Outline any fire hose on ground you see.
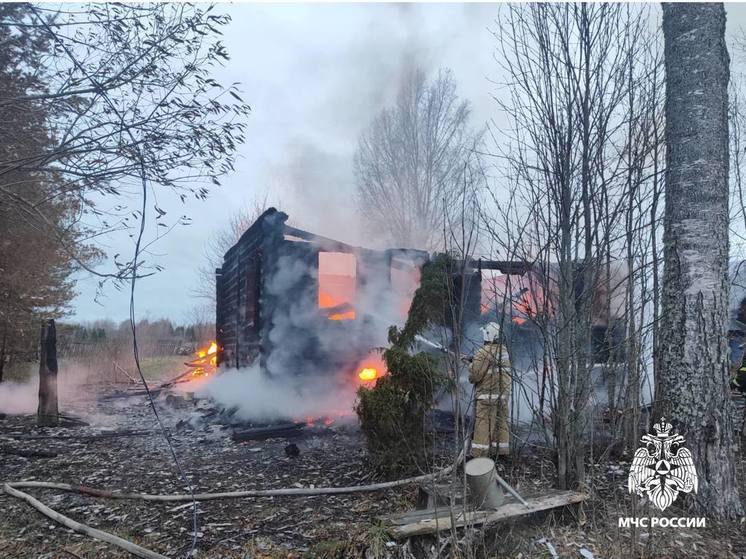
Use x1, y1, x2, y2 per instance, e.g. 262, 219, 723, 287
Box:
2, 450, 467, 559
5, 336, 528, 558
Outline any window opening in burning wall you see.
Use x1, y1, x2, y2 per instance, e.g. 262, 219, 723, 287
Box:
390, 256, 421, 320
318, 252, 357, 321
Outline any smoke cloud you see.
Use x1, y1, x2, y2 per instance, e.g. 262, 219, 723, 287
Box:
0, 381, 39, 415
202, 234, 421, 421
197, 365, 359, 422
0, 365, 97, 415
70, 3, 499, 322
252, 4, 498, 250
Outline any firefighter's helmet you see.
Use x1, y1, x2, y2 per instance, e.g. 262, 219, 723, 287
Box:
481, 322, 501, 343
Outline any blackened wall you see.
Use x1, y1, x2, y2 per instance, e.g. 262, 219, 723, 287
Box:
216, 207, 429, 382
216, 208, 286, 368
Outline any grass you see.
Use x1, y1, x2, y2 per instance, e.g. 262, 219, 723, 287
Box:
2, 361, 35, 383
135, 355, 188, 381
2, 354, 187, 384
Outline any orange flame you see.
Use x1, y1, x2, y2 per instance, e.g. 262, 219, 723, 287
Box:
328, 310, 356, 321
318, 253, 357, 321
318, 292, 338, 308
300, 416, 339, 427
358, 367, 378, 382
192, 341, 219, 376
197, 341, 218, 357
319, 292, 356, 321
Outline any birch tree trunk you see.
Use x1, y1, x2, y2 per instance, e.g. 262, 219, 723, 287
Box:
659, 2, 742, 518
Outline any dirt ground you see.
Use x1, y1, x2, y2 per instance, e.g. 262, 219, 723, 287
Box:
1, 383, 746, 558
0, 384, 407, 558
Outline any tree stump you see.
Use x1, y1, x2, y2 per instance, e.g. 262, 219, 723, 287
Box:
37, 319, 58, 427
465, 457, 504, 510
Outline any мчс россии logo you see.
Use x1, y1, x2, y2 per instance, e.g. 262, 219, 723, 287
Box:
628, 417, 698, 512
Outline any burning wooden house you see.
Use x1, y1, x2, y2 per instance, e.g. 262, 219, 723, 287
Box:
215, 208, 428, 384
215, 207, 630, 392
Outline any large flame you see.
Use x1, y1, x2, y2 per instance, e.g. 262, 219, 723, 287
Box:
319, 293, 356, 320
191, 341, 219, 377
328, 311, 356, 320
318, 252, 357, 321
358, 367, 379, 382
356, 351, 387, 384
196, 341, 218, 364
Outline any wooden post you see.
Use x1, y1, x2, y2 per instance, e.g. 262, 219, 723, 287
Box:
465, 457, 504, 510
37, 319, 59, 427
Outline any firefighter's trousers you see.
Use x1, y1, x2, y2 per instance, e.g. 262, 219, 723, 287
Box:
471, 372, 510, 457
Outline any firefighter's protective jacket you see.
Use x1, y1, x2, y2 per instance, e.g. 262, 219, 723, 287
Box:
733, 358, 746, 393
469, 342, 511, 457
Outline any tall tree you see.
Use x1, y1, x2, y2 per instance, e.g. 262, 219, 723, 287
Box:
659, 3, 742, 518
354, 68, 479, 250
0, 5, 99, 370
494, 3, 659, 489
193, 197, 270, 305
0, 3, 250, 369
0, 3, 250, 282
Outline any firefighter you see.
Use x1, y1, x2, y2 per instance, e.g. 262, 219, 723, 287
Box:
469, 321, 512, 458
732, 359, 746, 393
730, 299, 746, 392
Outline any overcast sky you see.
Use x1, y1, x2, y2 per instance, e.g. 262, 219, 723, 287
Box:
69, 3, 746, 324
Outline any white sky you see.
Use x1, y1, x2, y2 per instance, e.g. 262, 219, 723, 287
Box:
69, 3, 746, 323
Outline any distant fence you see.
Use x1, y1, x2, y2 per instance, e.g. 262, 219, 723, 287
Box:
57, 339, 197, 359
2, 336, 205, 386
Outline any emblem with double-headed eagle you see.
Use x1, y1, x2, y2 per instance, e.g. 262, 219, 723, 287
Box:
628, 418, 698, 511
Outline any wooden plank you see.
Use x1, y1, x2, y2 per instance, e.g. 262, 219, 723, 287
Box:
388, 490, 587, 539
387, 508, 455, 526
284, 224, 358, 252
231, 422, 305, 442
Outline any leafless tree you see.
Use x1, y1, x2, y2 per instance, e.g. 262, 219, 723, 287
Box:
0, 3, 249, 382
489, 3, 662, 489
192, 196, 270, 305
355, 68, 481, 250
658, 2, 742, 519
0, 4, 250, 282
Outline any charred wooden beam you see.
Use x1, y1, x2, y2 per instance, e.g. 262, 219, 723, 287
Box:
1, 446, 58, 459
283, 224, 359, 252
387, 490, 588, 538
231, 422, 305, 442
469, 259, 532, 275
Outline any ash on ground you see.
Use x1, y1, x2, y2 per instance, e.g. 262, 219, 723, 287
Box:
0, 384, 412, 558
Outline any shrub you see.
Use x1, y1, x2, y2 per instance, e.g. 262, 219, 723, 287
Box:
355, 255, 454, 475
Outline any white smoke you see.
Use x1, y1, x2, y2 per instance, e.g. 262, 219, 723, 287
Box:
197, 365, 359, 422
0, 381, 39, 414
0, 364, 97, 415
202, 233, 422, 421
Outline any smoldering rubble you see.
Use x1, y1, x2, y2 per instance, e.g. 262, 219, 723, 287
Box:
196, 365, 360, 422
